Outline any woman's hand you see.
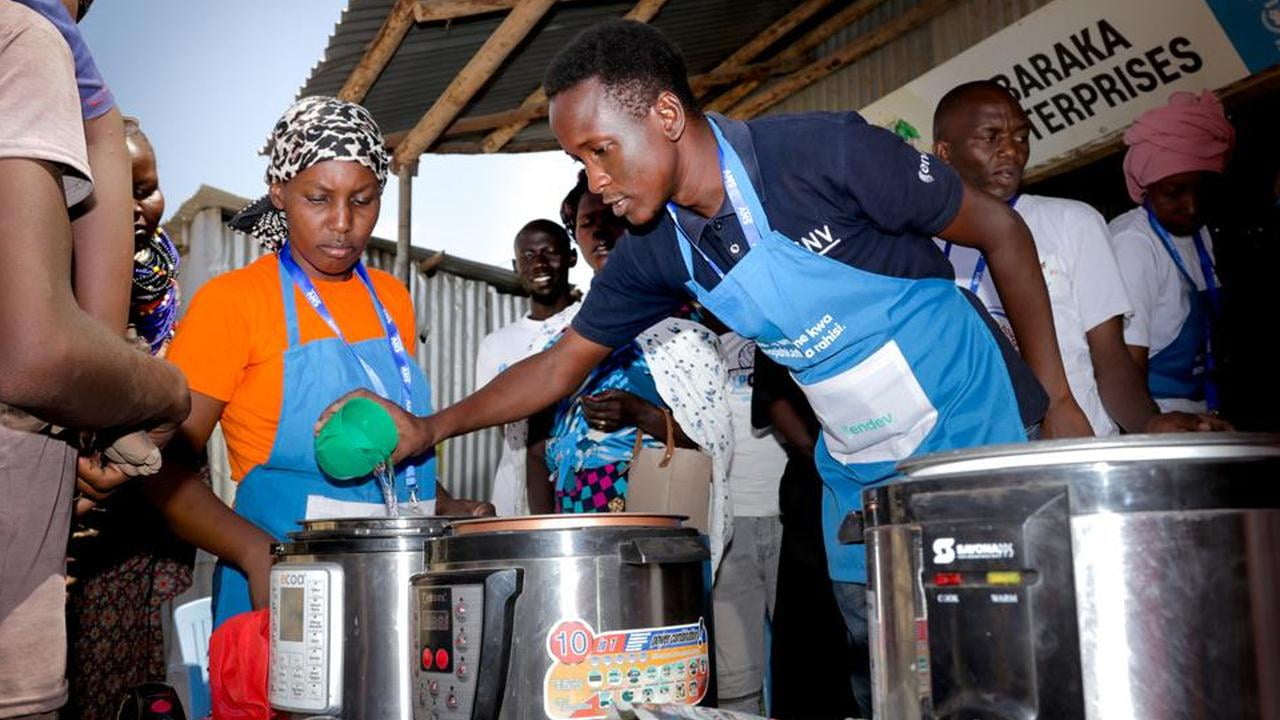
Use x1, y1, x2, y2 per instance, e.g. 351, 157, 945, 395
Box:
76, 453, 132, 501
437, 496, 496, 517
1144, 411, 1234, 433
1040, 396, 1094, 439
316, 389, 434, 465
581, 390, 656, 433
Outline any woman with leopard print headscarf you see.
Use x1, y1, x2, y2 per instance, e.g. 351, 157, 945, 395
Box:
79, 97, 493, 630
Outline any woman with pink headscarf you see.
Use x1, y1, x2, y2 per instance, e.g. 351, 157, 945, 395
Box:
1108, 90, 1235, 414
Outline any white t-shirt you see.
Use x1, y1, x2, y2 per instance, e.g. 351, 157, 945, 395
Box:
937, 194, 1133, 436
719, 333, 787, 517
1108, 206, 1218, 413
475, 316, 548, 516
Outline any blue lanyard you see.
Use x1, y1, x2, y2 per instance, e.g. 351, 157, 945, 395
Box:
941, 241, 986, 294
1144, 209, 1220, 410
1144, 207, 1220, 314
665, 124, 765, 280
939, 195, 1016, 294
278, 245, 418, 492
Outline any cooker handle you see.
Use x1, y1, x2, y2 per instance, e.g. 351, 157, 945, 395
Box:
620, 536, 710, 565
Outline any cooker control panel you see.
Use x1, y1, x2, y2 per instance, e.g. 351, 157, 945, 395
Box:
414, 583, 484, 719
268, 562, 344, 715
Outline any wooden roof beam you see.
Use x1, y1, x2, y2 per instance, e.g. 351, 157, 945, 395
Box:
706, 0, 893, 113
434, 138, 562, 154
727, 0, 955, 121
380, 53, 809, 149
339, 0, 418, 103
413, 0, 575, 23
478, 0, 670, 154
392, 0, 560, 167
699, 0, 839, 97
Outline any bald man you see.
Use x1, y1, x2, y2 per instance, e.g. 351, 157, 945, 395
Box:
932, 80, 1224, 434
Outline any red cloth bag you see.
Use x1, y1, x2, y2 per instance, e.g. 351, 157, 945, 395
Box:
208, 608, 274, 719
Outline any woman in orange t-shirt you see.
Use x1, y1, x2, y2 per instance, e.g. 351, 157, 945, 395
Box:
85, 97, 491, 628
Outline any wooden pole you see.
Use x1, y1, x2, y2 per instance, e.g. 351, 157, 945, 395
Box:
699, 0, 838, 94
339, 0, 417, 103
394, 162, 417, 285
478, 0, 669, 154
706, 0, 892, 113
414, 0, 575, 23
393, 0, 559, 167
380, 53, 808, 149
727, 0, 955, 121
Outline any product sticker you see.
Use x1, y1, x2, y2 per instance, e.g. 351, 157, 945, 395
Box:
543, 618, 710, 719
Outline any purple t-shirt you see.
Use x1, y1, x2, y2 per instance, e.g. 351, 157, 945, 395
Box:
14, 0, 114, 120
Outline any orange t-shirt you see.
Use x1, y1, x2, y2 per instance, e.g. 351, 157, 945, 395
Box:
167, 254, 417, 481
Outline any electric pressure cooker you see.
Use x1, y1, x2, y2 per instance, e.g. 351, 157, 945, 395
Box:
409, 514, 715, 719
268, 515, 454, 719
864, 433, 1280, 719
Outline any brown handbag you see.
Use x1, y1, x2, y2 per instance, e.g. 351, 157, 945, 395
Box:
626, 407, 713, 535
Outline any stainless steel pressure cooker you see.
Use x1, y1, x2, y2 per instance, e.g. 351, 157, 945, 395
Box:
864, 433, 1280, 720
409, 514, 715, 720
268, 515, 454, 719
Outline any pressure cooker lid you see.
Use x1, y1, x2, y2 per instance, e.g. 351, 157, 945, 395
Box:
288, 514, 460, 541
898, 432, 1280, 478
448, 513, 685, 536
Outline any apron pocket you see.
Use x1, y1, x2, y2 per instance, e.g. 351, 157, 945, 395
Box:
797, 340, 937, 465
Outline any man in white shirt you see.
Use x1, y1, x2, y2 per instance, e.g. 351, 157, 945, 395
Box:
710, 329, 788, 715
475, 219, 577, 515
1109, 91, 1236, 415
932, 81, 1222, 434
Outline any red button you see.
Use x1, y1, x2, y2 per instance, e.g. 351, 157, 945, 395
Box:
421, 646, 435, 670
149, 699, 173, 714
435, 648, 449, 669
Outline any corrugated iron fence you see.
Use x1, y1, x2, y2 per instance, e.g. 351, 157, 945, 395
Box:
174, 205, 526, 503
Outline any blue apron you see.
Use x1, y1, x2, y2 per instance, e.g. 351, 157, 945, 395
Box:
1145, 210, 1220, 410
211, 255, 436, 628
670, 120, 1027, 583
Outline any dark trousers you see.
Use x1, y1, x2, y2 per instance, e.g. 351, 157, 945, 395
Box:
769, 452, 865, 719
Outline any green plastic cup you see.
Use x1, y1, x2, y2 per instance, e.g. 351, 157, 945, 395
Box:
314, 397, 399, 480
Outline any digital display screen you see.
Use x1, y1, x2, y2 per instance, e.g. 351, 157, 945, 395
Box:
280, 587, 304, 642
418, 587, 452, 641
423, 609, 451, 632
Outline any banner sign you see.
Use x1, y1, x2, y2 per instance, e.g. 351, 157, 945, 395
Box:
861, 0, 1280, 169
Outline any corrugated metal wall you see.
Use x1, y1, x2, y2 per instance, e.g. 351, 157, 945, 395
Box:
176, 206, 527, 504
767, 0, 1055, 116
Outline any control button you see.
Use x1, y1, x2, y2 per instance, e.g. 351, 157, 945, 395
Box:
446, 694, 459, 710
455, 631, 467, 648
454, 602, 467, 620
421, 647, 435, 670
435, 648, 449, 670
428, 680, 439, 696
149, 699, 173, 714
307, 681, 322, 697
307, 631, 323, 646
456, 662, 468, 680
309, 666, 322, 681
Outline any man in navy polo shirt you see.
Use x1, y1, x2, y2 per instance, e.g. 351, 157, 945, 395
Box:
323, 19, 1091, 714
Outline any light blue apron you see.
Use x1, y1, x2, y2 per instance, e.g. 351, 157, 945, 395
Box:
211, 254, 436, 628
1145, 209, 1220, 410
670, 120, 1027, 582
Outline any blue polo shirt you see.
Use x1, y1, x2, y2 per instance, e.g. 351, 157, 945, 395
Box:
573, 111, 1046, 428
